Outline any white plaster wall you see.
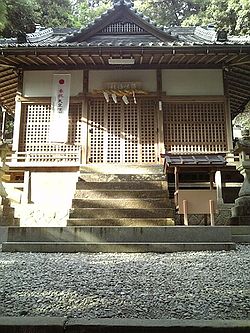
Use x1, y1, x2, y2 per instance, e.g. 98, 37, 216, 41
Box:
23, 70, 83, 97
16, 171, 78, 227
89, 70, 157, 92
162, 69, 224, 95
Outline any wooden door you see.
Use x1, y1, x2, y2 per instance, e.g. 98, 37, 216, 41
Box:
87, 98, 159, 164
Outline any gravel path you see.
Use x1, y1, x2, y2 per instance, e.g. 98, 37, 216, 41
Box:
0, 245, 249, 320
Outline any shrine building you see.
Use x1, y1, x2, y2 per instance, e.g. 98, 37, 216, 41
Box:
0, 0, 250, 228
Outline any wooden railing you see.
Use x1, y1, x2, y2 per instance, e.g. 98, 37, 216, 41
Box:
6, 150, 81, 166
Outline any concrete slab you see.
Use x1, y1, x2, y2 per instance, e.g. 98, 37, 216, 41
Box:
67, 318, 250, 333
0, 317, 65, 333
0, 317, 249, 333
2, 241, 236, 253
5, 226, 234, 243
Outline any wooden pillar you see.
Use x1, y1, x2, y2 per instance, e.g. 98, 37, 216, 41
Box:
21, 171, 31, 204
215, 170, 224, 204
157, 69, 165, 157
174, 167, 179, 192
1, 107, 6, 140
12, 93, 22, 153
209, 200, 215, 226
223, 70, 233, 152
81, 70, 89, 164
183, 200, 188, 225
12, 69, 23, 154
209, 171, 214, 190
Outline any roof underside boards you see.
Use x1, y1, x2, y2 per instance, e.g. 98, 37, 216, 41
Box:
0, 1, 249, 116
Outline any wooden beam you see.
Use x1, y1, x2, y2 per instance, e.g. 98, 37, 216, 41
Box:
158, 55, 165, 64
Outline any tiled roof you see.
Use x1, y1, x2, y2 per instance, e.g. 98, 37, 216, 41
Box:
163, 154, 227, 167
0, 0, 249, 48
1, 26, 249, 48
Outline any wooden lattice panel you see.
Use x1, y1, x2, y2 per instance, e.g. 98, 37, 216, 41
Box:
88, 98, 158, 164
140, 100, 157, 163
163, 101, 227, 154
89, 100, 105, 163
20, 103, 82, 153
124, 102, 139, 163
107, 101, 122, 163
68, 104, 82, 145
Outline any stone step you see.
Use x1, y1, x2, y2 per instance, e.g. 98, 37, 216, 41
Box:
74, 189, 168, 199
76, 181, 166, 190
5, 226, 234, 243
69, 208, 174, 218
67, 218, 175, 226
79, 173, 166, 182
231, 226, 250, 243
2, 241, 236, 253
230, 226, 250, 234
71, 198, 170, 209
80, 164, 164, 175
232, 235, 250, 243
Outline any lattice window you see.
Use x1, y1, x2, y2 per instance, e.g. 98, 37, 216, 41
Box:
163, 101, 227, 154
20, 103, 82, 153
101, 22, 145, 33
124, 101, 139, 163
107, 101, 121, 163
89, 100, 105, 163
68, 104, 82, 145
140, 100, 157, 163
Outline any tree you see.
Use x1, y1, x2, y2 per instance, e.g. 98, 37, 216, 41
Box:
134, 0, 250, 35
0, 1, 7, 32
72, 0, 111, 28
0, 0, 39, 37
134, 0, 202, 27
35, 0, 74, 28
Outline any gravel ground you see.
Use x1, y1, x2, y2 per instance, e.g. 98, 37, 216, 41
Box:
0, 245, 249, 320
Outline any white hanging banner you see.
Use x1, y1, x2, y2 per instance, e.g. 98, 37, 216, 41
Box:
49, 74, 71, 143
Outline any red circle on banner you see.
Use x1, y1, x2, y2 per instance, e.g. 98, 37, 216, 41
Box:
59, 79, 65, 84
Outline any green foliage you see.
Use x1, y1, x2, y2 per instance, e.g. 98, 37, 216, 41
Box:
72, 0, 111, 28
1, 0, 39, 37
0, 0, 7, 31
182, 0, 250, 35
134, 0, 202, 27
134, 0, 250, 35
0, 0, 249, 37
35, 0, 74, 28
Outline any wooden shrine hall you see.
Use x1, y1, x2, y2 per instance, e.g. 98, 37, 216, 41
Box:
0, 0, 250, 229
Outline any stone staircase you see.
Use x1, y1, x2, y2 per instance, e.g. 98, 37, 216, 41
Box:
1, 165, 236, 252
67, 164, 175, 227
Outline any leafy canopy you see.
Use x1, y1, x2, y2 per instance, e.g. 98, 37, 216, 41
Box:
0, 0, 249, 37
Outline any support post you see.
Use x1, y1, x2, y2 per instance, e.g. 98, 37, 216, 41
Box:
183, 200, 188, 225
215, 170, 224, 204
81, 70, 89, 164
12, 94, 22, 153
209, 200, 215, 226
21, 171, 31, 204
1, 108, 6, 141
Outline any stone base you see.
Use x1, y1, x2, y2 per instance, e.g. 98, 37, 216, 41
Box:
230, 216, 250, 225
231, 196, 250, 216
230, 196, 250, 225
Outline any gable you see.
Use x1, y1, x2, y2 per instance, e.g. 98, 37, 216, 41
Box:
65, 2, 175, 43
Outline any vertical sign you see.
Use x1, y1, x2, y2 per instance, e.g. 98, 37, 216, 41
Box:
50, 74, 71, 143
